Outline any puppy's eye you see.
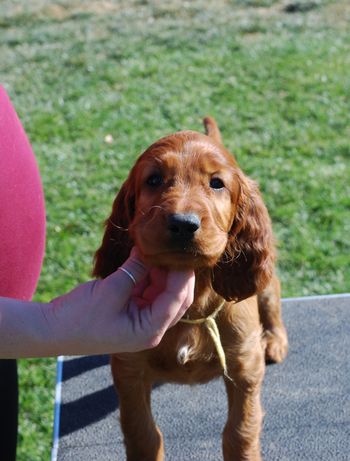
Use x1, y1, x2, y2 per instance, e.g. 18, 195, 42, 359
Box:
210, 177, 225, 190
146, 173, 163, 187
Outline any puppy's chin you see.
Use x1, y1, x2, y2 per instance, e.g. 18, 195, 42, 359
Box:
140, 250, 218, 271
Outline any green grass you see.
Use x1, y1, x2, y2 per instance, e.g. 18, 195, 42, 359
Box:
0, 0, 349, 459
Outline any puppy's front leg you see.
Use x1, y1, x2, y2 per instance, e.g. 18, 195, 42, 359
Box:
111, 356, 164, 461
222, 346, 265, 461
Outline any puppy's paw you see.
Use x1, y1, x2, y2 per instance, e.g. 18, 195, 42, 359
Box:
263, 326, 288, 364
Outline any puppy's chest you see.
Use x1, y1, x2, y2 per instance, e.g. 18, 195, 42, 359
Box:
147, 323, 226, 384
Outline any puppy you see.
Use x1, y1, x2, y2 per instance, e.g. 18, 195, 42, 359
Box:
93, 117, 288, 460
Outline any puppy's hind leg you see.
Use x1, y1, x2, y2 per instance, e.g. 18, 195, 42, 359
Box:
258, 275, 288, 364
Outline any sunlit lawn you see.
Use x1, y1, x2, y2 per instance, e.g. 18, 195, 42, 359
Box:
0, 0, 349, 459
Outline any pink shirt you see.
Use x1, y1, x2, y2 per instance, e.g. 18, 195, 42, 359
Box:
0, 86, 46, 300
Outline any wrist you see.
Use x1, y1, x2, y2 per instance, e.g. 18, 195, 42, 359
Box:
23, 301, 60, 357
37, 301, 62, 357
0, 298, 57, 358
40, 297, 83, 357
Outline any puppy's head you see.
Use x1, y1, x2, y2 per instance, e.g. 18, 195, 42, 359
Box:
94, 118, 275, 301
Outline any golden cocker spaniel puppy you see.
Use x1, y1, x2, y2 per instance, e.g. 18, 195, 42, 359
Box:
93, 117, 288, 461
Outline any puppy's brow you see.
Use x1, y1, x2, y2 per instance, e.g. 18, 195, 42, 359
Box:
184, 139, 222, 156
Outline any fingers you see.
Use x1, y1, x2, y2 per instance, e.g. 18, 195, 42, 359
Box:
145, 270, 195, 337
101, 246, 195, 351
138, 268, 167, 305
168, 276, 195, 328
167, 270, 196, 327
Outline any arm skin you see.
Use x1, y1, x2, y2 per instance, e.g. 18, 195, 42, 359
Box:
0, 251, 195, 359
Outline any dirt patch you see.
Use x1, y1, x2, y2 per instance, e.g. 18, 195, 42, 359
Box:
283, 1, 321, 13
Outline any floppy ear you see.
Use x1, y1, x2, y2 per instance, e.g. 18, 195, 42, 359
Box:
212, 173, 275, 302
93, 178, 135, 279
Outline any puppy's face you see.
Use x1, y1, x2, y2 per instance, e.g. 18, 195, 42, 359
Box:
128, 131, 240, 270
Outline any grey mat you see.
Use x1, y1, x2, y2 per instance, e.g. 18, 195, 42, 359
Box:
52, 295, 350, 460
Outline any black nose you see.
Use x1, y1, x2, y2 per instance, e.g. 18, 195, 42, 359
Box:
167, 213, 201, 237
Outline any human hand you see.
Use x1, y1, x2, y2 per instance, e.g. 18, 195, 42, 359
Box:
46, 249, 195, 356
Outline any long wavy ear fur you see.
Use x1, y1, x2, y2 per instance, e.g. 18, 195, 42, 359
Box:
212, 173, 275, 302
93, 178, 135, 279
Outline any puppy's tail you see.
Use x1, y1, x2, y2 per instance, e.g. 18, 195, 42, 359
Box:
203, 116, 222, 144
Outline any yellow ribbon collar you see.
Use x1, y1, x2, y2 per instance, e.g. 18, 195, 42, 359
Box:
179, 300, 233, 382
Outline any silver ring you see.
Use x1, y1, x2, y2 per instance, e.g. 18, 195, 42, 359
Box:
118, 267, 137, 286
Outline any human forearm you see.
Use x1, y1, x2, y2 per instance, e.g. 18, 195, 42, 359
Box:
0, 251, 195, 358
0, 297, 54, 358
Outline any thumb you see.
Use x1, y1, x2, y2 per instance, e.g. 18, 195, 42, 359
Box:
146, 270, 195, 332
